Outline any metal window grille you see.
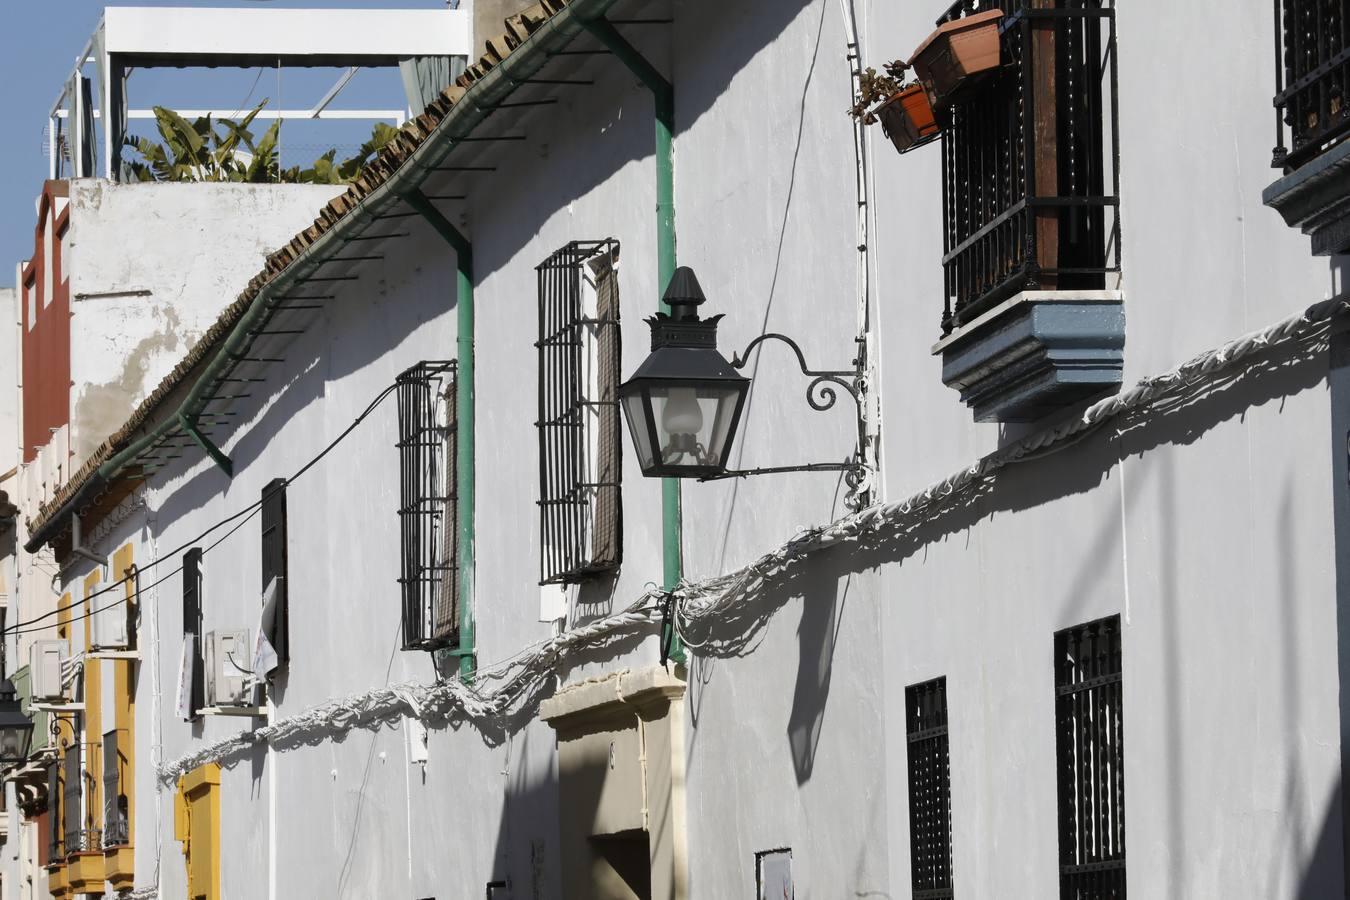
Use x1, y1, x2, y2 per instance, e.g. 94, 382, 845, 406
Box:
1055, 615, 1125, 900
939, 0, 1120, 335
535, 239, 622, 586
102, 730, 128, 848
1273, 0, 1350, 170
396, 360, 459, 651
183, 548, 205, 719
906, 677, 954, 899
260, 478, 289, 666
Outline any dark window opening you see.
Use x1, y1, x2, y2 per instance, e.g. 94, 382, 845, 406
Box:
102, 729, 128, 848
536, 239, 623, 586
396, 360, 458, 651
1273, 0, 1350, 171
1055, 615, 1125, 899
939, 0, 1120, 334
182, 548, 205, 719
260, 479, 289, 667
906, 677, 954, 899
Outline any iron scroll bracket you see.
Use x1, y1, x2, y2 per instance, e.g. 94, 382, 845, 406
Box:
702, 333, 871, 498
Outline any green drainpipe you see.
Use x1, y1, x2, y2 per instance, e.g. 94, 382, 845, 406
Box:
400, 188, 476, 682
581, 17, 685, 664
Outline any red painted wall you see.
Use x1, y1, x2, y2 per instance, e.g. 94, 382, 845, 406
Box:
21, 182, 70, 464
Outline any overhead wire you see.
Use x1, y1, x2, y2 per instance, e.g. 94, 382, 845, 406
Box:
6, 382, 399, 637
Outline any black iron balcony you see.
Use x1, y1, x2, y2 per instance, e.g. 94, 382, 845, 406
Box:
931, 0, 1124, 422
939, 0, 1120, 335
1265, 0, 1350, 254
103, 817, 129, 848
63, 827, 101, 855
1273, 0, 1350, 171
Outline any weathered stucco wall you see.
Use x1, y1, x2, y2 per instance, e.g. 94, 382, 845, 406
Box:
65, 181, 344, 467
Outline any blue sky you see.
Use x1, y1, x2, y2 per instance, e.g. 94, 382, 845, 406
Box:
0, 1, 448, 280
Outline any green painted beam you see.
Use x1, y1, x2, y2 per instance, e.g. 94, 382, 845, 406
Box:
581, 16, 686, 664
400, 188, 477, 683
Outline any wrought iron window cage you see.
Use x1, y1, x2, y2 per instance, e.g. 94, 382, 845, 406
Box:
397, 360, 458, 652
906, 677, 954, 900
536, 239, 623, 586
938, 0, 1120, 335
1273, 0, 1350, 170
1054, 615, 1126, 900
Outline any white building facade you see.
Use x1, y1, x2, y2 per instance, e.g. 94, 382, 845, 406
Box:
13, 0, 1350, 898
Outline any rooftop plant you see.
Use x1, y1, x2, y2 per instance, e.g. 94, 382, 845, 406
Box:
124, 100, 398, 185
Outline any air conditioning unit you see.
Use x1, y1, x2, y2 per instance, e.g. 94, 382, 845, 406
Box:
91, 597, 131, 651
204, 629, 252, 708
29, 640, 70, 702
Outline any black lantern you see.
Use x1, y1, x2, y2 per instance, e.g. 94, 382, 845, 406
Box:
0, 679, 34, 765
620, 267, 749, 478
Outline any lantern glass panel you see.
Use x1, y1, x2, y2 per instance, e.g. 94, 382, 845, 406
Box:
622, 389, 657, 472
0, 727, 21, 760
636, 382, 745, 472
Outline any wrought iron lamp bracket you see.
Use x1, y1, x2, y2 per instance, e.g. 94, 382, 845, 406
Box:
704, 333, 872, 498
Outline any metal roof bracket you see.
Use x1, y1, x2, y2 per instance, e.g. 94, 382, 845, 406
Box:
179, 413, 234, 478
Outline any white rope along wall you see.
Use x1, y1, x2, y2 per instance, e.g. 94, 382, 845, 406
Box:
156, 294, 1349, 788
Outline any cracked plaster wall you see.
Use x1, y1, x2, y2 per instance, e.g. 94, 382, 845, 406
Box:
65, 180, 343, 467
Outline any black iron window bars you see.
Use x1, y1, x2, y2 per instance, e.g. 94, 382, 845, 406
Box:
906, 677, 955, 899
536, 240, 622, 586
397, 360, 459, 651
939, 0, 1120, 335
1273, 0, 1350, 170
1055, 615, 1126, 900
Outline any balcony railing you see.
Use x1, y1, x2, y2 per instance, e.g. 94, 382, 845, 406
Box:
1273, 0, 1350, 171
63, 828, 101, 856
103, 818, 129, 849
939, 0, 1120, 334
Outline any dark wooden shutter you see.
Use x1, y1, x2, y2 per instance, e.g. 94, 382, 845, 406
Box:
46, 762, 60, 859
183, 548, 205, 717
260, 479, 289, 665
102, 730, 122, 846
62, 744, 80, 853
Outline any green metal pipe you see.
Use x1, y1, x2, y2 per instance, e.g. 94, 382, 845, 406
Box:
581, 17, 685, 663
400, 189, 476, 683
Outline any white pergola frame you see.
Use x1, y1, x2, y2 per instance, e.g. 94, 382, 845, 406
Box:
48, 6, 471, 180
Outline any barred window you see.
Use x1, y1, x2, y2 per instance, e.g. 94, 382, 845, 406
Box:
1055, 615, 1125, 899
939, 0, 1120, 335
535, 240, 622, 586
906, 677, 954, 899
396, 360, 458, 650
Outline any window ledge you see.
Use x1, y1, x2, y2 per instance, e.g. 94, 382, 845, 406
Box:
933, 290, 1125, 423
1264, 138, 1350, 255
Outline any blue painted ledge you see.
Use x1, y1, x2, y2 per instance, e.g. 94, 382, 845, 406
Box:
1264, 138, 1350, 256
933, 291, 1125, 423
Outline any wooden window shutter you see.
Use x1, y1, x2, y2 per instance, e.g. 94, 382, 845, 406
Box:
260, 479, 289, 666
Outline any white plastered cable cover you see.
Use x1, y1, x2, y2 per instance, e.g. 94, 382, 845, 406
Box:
155, 294, 1349, 789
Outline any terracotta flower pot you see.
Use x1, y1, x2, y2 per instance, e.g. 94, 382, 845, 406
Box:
876, 83, 941, 153
909, 8, 1004, 104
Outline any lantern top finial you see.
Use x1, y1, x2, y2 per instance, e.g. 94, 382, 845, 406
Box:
662, 266, 707, 320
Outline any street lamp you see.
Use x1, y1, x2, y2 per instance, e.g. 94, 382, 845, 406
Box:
620, 266, 872, 499
0, 679, 35, 766
619, 267, 750, 478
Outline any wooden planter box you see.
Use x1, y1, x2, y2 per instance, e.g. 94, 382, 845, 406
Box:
910, 9, 1004, 103
876, 84, 941, 153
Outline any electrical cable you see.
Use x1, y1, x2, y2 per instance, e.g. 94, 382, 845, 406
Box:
5, 382, 398, 636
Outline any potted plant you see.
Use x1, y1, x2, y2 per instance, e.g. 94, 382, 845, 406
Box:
910, 8, 1004, 104
847, 61, 942, 154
